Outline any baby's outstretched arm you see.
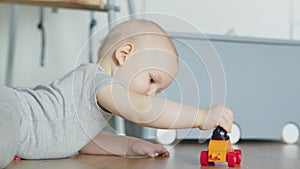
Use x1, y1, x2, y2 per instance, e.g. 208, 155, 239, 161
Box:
96, 84, 233, 132
80, 131, 169, 157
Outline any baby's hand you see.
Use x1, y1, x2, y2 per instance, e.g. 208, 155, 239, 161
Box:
126, 138, 169, 157
199, 104, 234, 132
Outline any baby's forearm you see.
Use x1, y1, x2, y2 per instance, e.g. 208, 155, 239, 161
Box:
139, 96, 206, 128
80, 131, 170, 157
97, 84, 206, 129
80, 131, 130, 156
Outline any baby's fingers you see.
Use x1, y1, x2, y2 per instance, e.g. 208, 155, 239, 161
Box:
219, 107, 234, 132
148, 144, 169, 157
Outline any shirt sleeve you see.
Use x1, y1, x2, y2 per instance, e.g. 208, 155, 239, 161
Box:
94, 66, 125, 92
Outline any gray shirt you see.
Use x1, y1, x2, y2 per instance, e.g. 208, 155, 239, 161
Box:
15, 63, 119, 159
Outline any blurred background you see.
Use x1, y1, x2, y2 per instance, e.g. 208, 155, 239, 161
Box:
0, 0, 300, 87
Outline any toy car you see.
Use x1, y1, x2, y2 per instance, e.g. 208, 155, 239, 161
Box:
200, 126, 242, 167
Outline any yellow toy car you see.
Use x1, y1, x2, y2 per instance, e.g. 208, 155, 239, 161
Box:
200, 126, 242, 167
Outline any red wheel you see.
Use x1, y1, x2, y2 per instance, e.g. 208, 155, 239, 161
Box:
226, 152, 236, 167
200, 151, 209, 166
234, 149, 242, 164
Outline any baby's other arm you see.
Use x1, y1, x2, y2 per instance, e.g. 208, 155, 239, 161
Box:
96, 84, 233, 132
79, 131, 169, 157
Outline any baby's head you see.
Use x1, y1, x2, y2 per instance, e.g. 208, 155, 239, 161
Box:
97, 19, 178, 96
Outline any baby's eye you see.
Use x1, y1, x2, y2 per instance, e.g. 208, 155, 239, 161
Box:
149, 75, 155, 84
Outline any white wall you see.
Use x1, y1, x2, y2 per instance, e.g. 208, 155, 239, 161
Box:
145, 0, 290, 38
0, 0, 299, 87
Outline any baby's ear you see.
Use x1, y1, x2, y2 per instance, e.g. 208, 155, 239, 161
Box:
114, 43, 134, 66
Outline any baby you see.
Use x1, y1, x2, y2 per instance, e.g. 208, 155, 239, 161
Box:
0, 19, 233, 168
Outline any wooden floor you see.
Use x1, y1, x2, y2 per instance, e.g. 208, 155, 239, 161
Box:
6, 140, 300, 169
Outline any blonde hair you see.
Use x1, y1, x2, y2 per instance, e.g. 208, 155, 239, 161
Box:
97, 19, 178, 62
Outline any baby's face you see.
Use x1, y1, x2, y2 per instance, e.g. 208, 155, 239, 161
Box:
114, 49, 178, 96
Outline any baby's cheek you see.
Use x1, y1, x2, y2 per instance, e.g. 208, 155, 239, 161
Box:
129, 80, 148, 95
